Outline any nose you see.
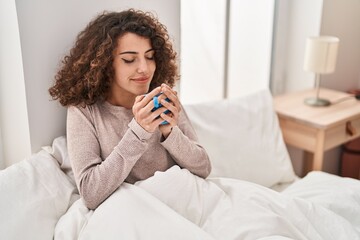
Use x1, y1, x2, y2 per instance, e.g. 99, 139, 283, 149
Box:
136, 57, 149, 74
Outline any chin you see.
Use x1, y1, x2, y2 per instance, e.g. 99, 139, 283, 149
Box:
136, 87, 150, 95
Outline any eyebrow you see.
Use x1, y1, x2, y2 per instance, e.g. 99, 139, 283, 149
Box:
119, 49, 154, 55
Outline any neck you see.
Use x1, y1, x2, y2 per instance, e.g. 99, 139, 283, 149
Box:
107, 91, 135, 109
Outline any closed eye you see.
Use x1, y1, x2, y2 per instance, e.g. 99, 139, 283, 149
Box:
122, 58, 135, 64
146, 55, 155, 60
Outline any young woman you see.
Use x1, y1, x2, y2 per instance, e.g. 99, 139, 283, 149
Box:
49, 9, 211, 210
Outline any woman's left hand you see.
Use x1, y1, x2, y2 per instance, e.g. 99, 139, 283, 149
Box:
158, 84, 182, 138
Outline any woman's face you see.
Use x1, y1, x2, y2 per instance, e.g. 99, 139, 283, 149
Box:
109, 32, 156, 105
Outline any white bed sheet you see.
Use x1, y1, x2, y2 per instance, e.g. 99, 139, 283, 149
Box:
270, 176, 300, 192
54, 166, 360, 240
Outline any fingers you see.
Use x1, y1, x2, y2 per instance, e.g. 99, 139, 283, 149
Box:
132, 84, 181, 133
137, 86, 162, 109
160, 84, 181, 113
133, 94, 146, 106
132, 87, 164, 132
133, 86, 162, 117
159, 98, 179, 121
160, 112, 176, 126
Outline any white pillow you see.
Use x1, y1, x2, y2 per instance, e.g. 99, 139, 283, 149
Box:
0, 149, 78, 240
184, 89, 296, 187
43, 135, 76, 187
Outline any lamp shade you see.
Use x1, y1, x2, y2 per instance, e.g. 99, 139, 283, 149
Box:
303, 36, 340, 74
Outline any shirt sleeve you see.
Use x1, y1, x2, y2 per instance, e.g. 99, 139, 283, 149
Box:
66, 106, 152, 209
160, 108, 212, 178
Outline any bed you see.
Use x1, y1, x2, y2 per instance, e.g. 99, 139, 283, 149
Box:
1, 89, 359, 240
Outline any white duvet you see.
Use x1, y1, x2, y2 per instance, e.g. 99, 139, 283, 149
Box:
53, 165, 360, 240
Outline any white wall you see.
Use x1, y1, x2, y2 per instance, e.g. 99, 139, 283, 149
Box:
0, 0, 32, 168
320, 0, 360, 91
0, 0, 180, 167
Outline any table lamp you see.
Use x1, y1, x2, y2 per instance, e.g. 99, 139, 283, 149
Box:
303, 36, 340, 106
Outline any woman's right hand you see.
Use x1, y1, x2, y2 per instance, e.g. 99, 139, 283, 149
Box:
132, 86, 169, 133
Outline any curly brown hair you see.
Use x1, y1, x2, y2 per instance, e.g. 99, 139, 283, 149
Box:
49, 9, 178, 106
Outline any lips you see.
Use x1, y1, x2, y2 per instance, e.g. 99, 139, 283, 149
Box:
132, 76, 150, 83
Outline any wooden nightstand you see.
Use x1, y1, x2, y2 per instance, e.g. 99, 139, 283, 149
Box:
273, 88, 360, 176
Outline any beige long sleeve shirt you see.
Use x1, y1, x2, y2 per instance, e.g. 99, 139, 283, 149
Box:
66, 100, 211, 209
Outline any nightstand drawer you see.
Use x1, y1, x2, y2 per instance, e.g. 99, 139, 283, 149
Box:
324, 117, 360, 150
278, 117, 317, 152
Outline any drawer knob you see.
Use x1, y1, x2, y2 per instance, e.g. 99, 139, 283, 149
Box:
346, 121, 356, 136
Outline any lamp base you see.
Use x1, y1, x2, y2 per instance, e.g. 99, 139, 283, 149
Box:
304, 97, 331, 107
